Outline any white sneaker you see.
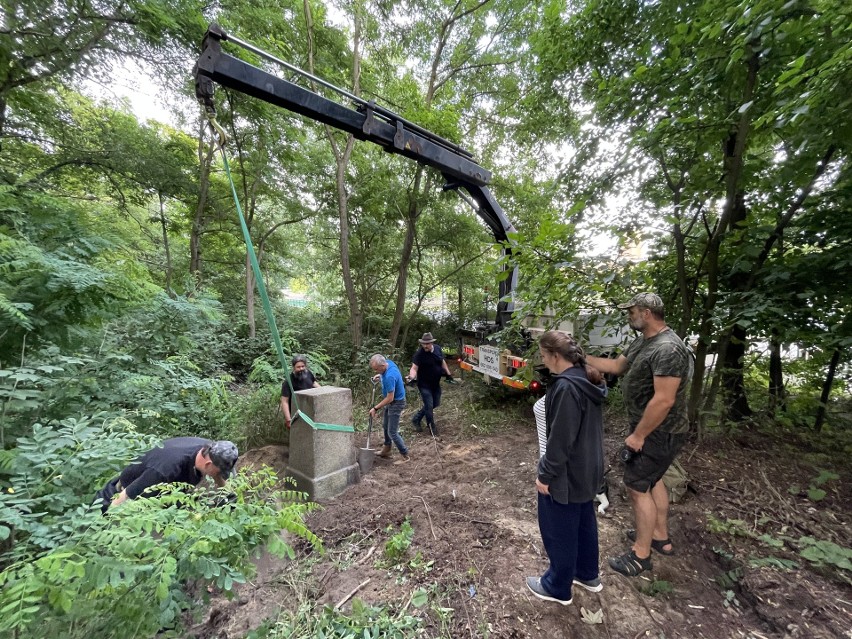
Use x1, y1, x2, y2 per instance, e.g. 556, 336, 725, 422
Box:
573, 577, 603, 593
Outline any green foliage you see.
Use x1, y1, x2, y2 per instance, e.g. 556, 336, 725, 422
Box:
248, 344, 330, 384
639, 579, 674, 598
0, 415, 321, 639
226, 383, 289, 450
263, 595, 426, 639
0, 191, 143, 357
796, 537, 852, 573
531, 0, 852, 427
789, 469, 840, 503
449, 379, 534, 438
709, 515, 851, 581
383, 519, 415, 565
0, 414, 157, 556
748, 556, 798, 570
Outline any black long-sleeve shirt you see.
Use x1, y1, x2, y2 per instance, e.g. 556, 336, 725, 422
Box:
537, 367, 607, 504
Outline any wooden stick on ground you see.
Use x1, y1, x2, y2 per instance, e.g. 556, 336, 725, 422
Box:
355, 544, 376, 566
335, 577, 371, 610
411, 495, 437, 539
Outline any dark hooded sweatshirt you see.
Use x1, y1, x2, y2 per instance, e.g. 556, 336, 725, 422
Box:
537, 366, 607, 504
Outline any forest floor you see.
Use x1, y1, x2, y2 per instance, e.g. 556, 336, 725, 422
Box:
192, 370, 852, 639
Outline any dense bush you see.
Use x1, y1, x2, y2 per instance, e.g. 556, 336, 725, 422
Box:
0, 415, 322, 639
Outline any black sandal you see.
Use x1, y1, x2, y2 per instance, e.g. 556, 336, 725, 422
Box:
627, 529, 675, 555
609, 550, 652, 576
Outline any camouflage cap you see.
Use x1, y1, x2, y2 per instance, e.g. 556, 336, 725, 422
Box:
208, 440, 239, 479
617, 292, 664, 312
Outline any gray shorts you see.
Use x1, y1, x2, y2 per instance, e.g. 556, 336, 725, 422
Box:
623, 430, 686, 493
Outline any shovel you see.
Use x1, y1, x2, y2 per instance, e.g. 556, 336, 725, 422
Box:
357, 378, 380, 474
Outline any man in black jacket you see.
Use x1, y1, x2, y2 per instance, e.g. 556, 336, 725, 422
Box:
407, 332, 452, 437
526, 331, 608, 605
96, 438, 238, 513
280, 354, 321, 428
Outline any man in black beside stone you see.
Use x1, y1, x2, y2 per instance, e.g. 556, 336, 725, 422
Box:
96, 438, 238, 513
281, 354, 321, 429
408, 332, 453, 437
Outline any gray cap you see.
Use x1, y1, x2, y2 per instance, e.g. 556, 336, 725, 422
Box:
208, 440, 239, 479
618, 293, 664, 312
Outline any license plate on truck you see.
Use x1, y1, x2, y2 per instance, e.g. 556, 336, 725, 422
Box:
478, 345, 501, 378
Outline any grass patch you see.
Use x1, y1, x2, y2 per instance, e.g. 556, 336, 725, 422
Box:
440, 375, 532, 438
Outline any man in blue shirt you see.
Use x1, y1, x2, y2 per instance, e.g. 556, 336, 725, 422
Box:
369, 354, 410, 462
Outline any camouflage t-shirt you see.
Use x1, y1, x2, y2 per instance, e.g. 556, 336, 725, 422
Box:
621, 329, 694, 435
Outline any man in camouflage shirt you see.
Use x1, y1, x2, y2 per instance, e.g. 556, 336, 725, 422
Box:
587, 293, 694, 578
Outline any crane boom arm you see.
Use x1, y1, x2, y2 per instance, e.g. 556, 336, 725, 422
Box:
193, 23, 517, 322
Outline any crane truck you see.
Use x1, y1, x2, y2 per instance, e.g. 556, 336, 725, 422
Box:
193, 24, 625, 389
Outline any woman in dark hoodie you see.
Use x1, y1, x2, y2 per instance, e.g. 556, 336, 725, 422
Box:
526, 331, 608, 605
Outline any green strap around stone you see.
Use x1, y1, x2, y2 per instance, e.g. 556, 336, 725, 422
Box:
220, 148, 353, 433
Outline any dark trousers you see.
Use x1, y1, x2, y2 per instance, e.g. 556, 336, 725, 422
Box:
537, 493, 599, 600
413, 384, 442, 428
382, 399, 408, 455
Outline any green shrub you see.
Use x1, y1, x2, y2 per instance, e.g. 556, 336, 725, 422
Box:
383, 519, 415, 565
262, 593, 427, 638
226, 383, 289, 450
0, 416, 322, 638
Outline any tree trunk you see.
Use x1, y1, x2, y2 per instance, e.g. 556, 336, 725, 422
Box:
243, 182, 260, 338
767, 332, 785, 417
305, 0, 363, 354
388, 7, 467, 349
158, 192, 174, 298
720, 323, 752, 421
336, 142, 361, 351
688, 338, 709, 428
190, 133, 215, 280
0, 94, 6, 152
388, 168, 425, 349
699, 47, 760, 430
814, 348, 841, 433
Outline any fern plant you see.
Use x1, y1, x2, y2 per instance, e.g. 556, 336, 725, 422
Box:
0, 417, 323, 639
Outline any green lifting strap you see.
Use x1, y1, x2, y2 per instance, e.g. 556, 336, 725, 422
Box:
219, 145, 353, 434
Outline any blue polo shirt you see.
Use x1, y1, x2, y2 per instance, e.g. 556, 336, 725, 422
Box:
381, 360, 406, 401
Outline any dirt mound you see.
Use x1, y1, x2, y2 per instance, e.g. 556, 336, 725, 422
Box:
237, 444, 289, 476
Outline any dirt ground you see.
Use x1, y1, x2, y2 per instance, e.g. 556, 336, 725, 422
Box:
194, 376, 852, 639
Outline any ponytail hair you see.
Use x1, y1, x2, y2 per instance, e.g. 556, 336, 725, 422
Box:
539, 330, 603, 385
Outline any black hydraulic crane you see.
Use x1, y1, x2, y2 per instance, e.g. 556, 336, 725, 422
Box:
193, 23, 518, 328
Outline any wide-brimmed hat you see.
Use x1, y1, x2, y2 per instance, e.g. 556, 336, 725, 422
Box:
208, 440, 239, 479
419, 332, 437, 344
617, 292, 664, 312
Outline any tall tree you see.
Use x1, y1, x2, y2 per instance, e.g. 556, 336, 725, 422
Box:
0, 0, 206, 150
533, 0, 851, 425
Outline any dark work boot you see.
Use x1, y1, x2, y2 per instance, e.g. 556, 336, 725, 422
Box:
378, 444, 392, 458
